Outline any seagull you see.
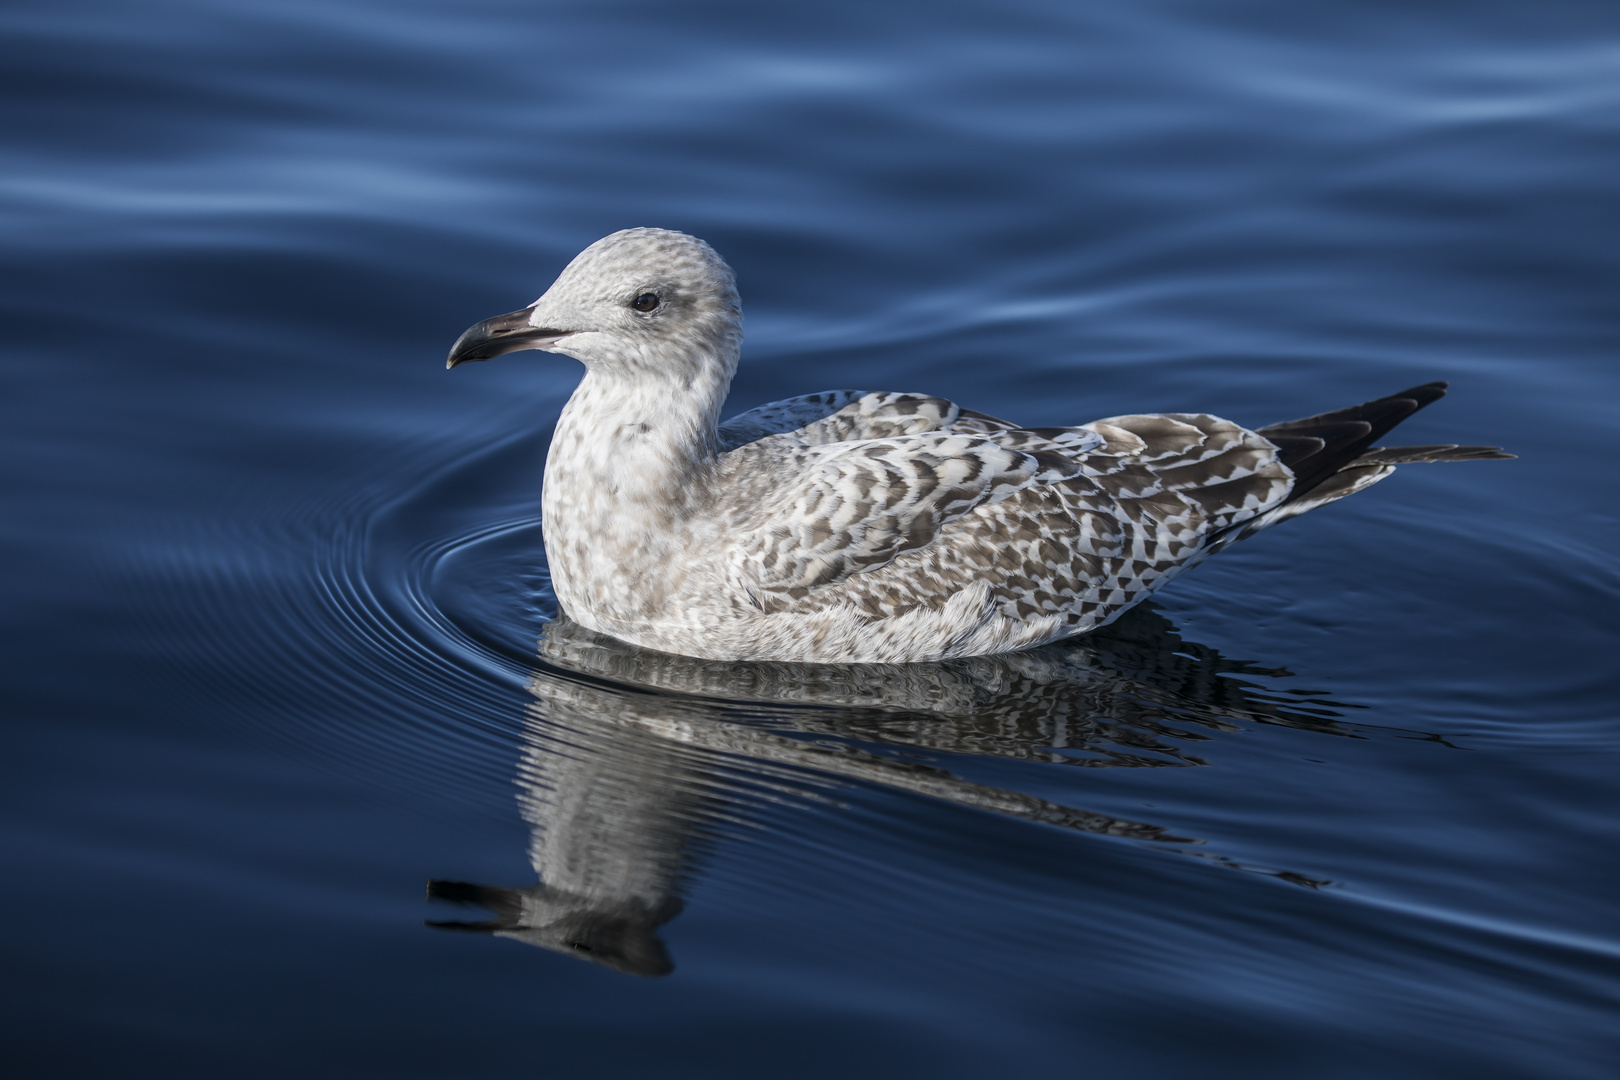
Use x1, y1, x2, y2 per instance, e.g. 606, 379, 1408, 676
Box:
447, 228, 1510, 664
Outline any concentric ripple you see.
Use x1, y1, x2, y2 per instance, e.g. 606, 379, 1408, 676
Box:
116, 396, 1620, 995
130, 402, 1450, 874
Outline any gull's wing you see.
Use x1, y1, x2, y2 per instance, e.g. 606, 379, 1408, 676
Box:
734, 430, 1099, 595
722, 405, 1293, 627
713, 383, 1506, 652
719, 392, 1283, 609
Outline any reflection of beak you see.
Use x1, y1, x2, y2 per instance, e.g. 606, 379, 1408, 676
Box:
446, 307, 576, 369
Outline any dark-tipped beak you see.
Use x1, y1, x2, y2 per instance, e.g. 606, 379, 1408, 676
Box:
446, 308, 576, 369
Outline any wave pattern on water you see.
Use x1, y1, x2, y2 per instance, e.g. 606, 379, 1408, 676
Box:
5, 0, 1620, 1075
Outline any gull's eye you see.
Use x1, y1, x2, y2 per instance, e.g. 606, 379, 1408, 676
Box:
630, 292, 660, 313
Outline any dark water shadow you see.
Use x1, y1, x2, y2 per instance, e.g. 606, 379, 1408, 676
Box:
425, 605, 1365, 975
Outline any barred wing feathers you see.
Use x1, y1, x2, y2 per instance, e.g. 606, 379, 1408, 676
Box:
718, 392, 1283, 627
741, 431, 1088, 594
716, 384, 1505, 637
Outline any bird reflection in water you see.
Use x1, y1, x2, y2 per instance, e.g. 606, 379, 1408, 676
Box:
426, 605, 1349, 976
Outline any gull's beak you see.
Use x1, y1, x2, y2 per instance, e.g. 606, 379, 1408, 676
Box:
446, 307, 576, 369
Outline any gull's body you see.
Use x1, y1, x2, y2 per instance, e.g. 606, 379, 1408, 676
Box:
448, 228, 1509, 664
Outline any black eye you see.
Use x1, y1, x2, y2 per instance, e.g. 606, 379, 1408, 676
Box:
631, 293, 660, 313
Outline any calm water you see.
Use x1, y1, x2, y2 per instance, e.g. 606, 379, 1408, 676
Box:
4, 1, 1619, 1076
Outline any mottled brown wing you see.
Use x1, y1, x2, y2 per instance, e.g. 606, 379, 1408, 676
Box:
925, 413, 1294, 627
740, 431, 1085, 596
742, 412, 1295, 633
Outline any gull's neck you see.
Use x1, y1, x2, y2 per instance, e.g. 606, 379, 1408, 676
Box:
542, 347, 736, 626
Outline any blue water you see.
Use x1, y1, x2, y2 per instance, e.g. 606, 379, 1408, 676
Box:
4, 1, 1619, 1076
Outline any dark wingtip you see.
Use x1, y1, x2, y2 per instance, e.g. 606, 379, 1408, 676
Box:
1259, 381, 1482, 499
424, 919, 501, 933
426, 879, 487, 904
1392, 381, 1449, 408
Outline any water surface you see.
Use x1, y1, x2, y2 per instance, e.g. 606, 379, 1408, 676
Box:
3, 1, 1619, 1076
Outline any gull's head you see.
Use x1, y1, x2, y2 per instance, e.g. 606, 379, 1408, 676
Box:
446, 228, 741, 375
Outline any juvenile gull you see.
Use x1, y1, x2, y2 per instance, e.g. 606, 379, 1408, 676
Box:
447, 228, 1510, 664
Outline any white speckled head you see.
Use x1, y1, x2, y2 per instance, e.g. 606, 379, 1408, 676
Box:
535, 228, 742, 375
447, 228, 742, 376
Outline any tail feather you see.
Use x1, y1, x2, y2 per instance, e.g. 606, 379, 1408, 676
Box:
1354, 444, 1515, 465
1258, 381, 1454, 501
1259, 381, 1448, 438
1208, 381, 1510, 550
